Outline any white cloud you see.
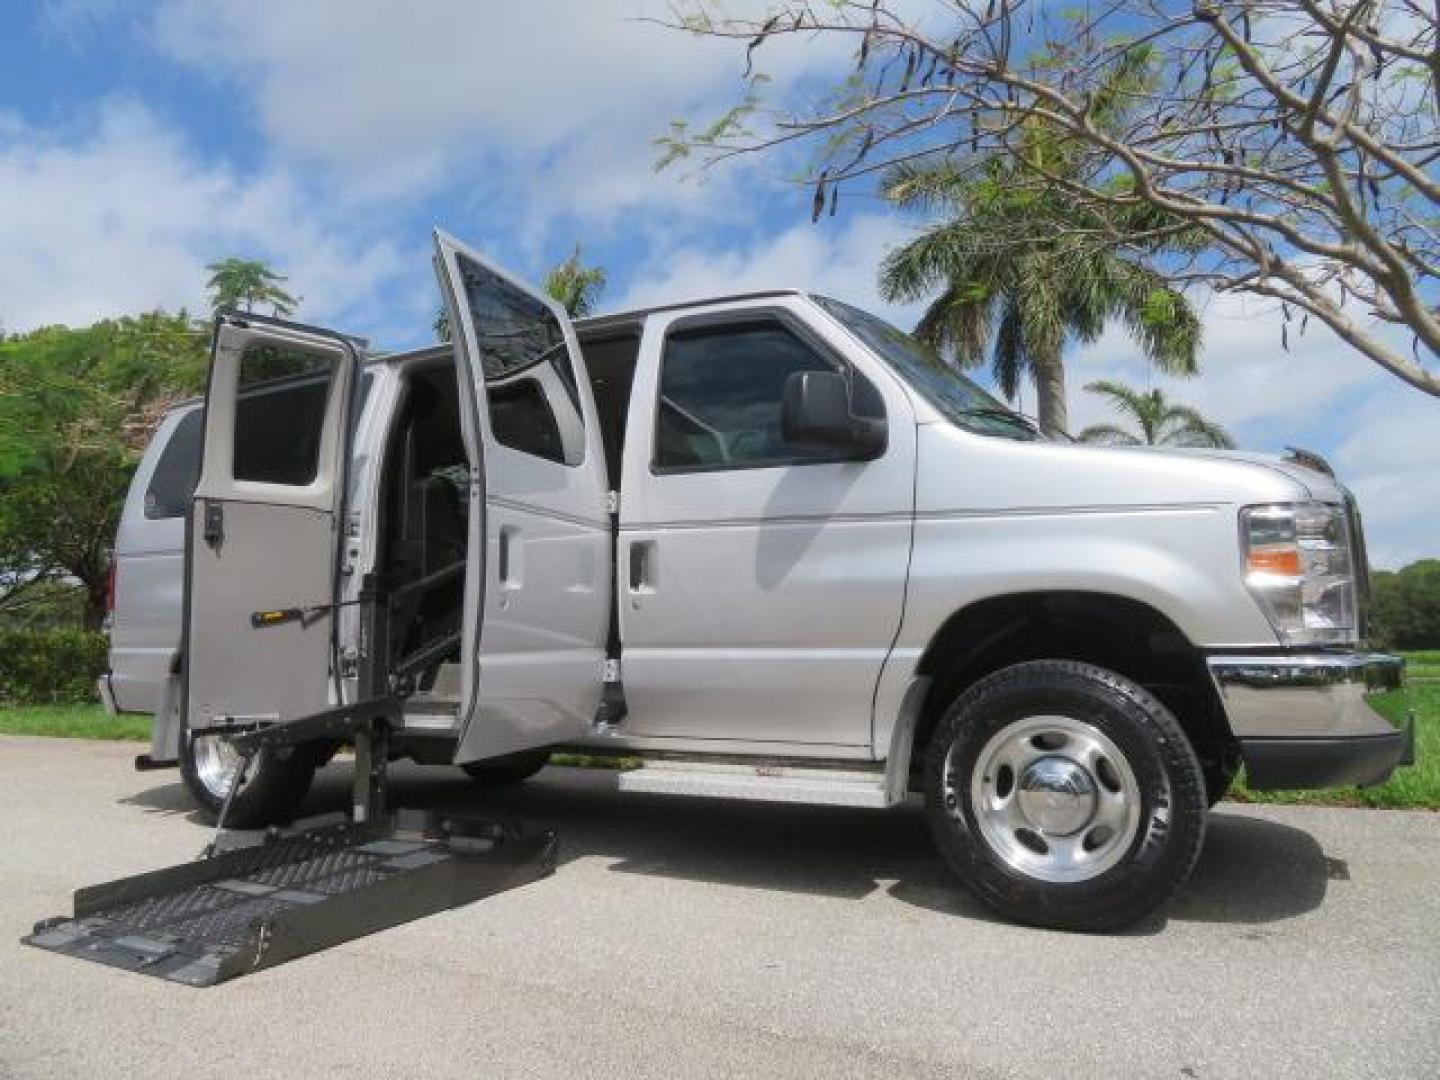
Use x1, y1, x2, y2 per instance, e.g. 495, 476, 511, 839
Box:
1330, 388, 1440, 569
1067, 292, 1375, 432
0, 101, 410, 336
147, 0, 848, 225
613, 212, 921, 315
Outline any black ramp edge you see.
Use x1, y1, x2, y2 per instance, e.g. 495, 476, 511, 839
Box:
22, 810, 558, 987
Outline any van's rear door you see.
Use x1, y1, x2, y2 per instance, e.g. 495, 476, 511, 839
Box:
184, 315, 360, 733
433, 232, 611, 763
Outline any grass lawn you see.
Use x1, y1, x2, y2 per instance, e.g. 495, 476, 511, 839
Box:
1403, 649, 1440, 681
2, 652, 1436, 808
0, 704, 149, 742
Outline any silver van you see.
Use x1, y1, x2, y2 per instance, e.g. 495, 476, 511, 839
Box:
101, 232, 1412, 930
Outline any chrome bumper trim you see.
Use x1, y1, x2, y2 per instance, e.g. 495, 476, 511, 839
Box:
1206, 652, 1406, 739
96, 674, 118, 717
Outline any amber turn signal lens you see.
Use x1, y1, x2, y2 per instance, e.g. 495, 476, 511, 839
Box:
1247, 547, 1301, 576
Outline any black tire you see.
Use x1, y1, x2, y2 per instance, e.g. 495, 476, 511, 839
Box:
179, 720, 317, 828
460, 748, 550, 786
924, 660, 1206, 932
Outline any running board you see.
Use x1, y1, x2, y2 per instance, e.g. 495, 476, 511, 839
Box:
23, 809, 556, 987
617, 760, 895, 808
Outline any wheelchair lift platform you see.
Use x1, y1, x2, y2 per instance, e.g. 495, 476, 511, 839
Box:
23, 699, 557, 987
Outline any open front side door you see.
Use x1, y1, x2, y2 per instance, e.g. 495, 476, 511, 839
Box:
433, 232, 611, 763
184, 316, 360, 733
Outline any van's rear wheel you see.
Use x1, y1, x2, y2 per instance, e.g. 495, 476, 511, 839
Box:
925, 660, 1206, 932
179, 721, 316, 828
460, 749, 550, 786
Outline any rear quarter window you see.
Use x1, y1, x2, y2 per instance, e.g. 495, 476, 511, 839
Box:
144, 410, 202, 520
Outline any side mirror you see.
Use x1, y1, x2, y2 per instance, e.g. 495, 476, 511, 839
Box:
781, 371, 887, 459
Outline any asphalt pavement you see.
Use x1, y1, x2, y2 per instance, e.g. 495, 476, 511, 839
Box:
2, 734, 1437, 1079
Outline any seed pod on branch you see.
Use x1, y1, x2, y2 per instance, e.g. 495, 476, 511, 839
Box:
811, 169, 829, 223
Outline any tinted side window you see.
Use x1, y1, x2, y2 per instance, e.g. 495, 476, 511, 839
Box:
233, 343, 335, 484
489, 378, 564, 461
453, 252, 583, 466
655, 322, 845, 471
144, 409, 203, 519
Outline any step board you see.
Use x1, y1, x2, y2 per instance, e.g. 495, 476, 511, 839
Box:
401, 696, 460, 733
617, 759, 893, 808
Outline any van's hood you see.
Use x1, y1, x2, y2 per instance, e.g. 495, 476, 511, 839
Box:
1105, 446, 1347, 503
914, 423, 1344, 513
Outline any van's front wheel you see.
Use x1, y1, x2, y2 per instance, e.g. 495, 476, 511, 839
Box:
925, 660, 1206, 932
179, 721, 316, 828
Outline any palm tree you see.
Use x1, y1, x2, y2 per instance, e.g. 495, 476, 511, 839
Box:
205, 259, 298, 318
542, 246, 607, 319
878, 54, 1201, 437
1078, 380, 1234, 448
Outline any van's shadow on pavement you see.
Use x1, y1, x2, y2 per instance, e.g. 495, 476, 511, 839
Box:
124, 762, 1332, 933
121, 781, 212, 825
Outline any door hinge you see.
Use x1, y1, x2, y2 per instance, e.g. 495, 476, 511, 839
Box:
605, 490, 619, 516
603, 658, 621, 683
342, 512, 363, 577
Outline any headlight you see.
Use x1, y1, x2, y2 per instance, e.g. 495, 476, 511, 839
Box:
1241, 502, 1356, 645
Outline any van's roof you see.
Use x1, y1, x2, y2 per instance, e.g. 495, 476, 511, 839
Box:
575, 289, 804, 337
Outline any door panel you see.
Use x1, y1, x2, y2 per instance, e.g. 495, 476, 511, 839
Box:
110, 406, 199, 714
432, 232, 610, 763
618, 299, 917, 748
185, 319, 359, 732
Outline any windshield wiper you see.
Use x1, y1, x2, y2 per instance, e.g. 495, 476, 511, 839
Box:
957, 407, 1039, 435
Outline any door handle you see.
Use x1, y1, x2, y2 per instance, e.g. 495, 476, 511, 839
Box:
202, 501, 224, 550
628, 540, 654, 591
498, 525, 517, 586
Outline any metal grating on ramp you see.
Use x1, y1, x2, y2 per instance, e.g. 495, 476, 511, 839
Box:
24, 811, 557, 986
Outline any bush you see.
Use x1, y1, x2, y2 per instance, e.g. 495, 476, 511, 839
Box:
0, 629, 107, 705
1370, 560, 1440, 651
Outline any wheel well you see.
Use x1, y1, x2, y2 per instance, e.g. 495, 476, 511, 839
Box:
912, 592, 1236, 774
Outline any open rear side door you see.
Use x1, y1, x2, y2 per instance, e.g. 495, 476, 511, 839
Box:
184, 315, 360, 732
433, 232, 611, 763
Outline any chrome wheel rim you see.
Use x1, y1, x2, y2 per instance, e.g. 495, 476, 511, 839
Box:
951, 715, 1144, 884
192, 733, 254, 801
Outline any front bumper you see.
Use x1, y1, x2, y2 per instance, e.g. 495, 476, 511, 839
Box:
1207, 652, 1413, 790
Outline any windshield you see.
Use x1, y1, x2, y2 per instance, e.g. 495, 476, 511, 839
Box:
810, 295, 1040, 441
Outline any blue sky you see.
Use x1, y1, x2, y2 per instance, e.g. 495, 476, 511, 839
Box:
1, 0, 1435, 566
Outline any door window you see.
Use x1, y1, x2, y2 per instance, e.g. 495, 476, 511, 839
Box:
233, 343, 336, 485
654, 319, 875, 471
452, 252, 585, 466
148, 373, 373, 515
